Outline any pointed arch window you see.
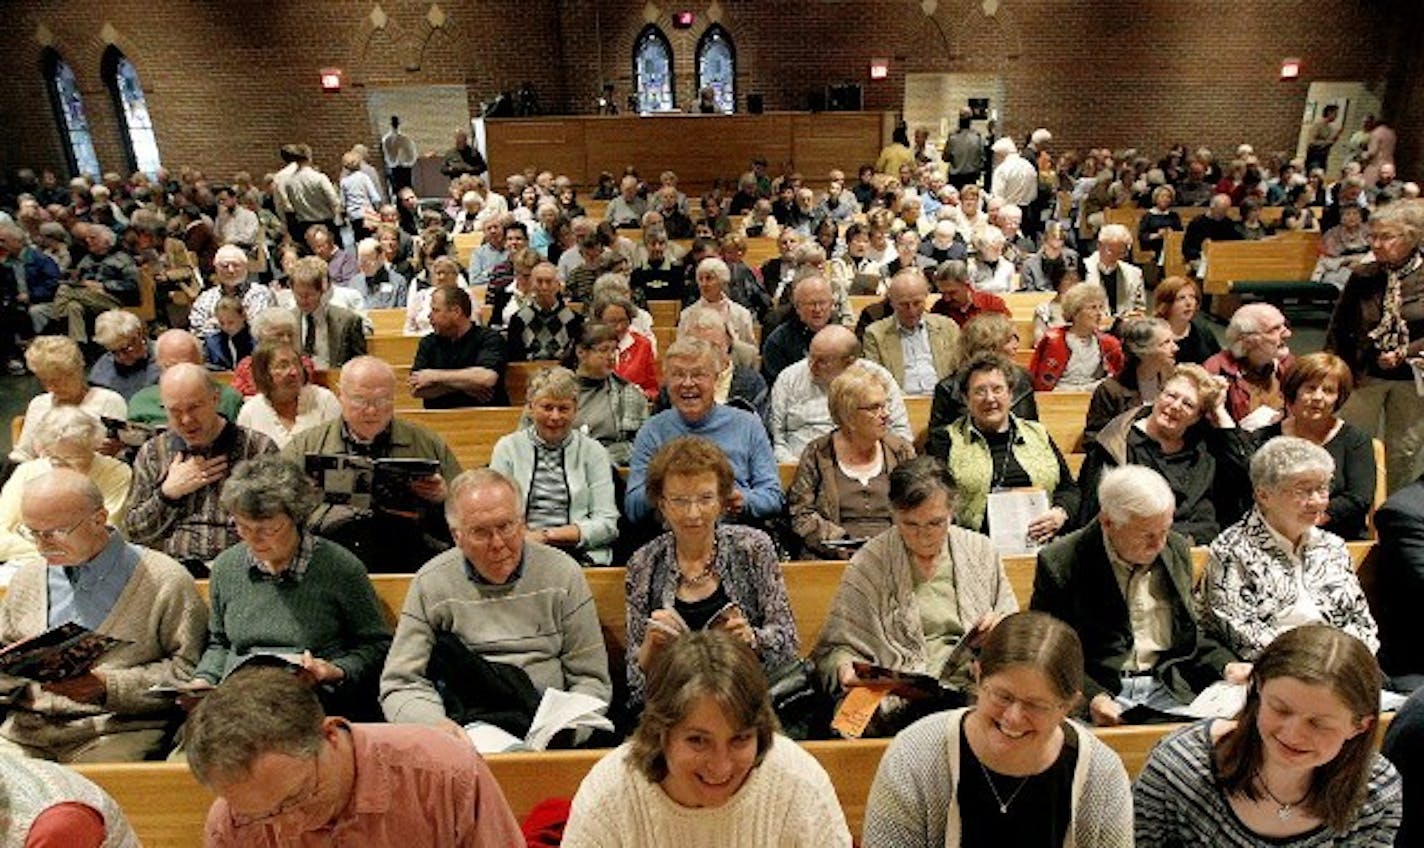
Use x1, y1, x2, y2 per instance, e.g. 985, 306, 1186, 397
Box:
43, 50, 100, 178
102, 48, 161, 176
633, 26, 675, 114
696, 26, 736, 114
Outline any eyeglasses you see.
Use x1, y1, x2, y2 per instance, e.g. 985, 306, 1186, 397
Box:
231, 754, 321, 826
978, 682, 1063, 718
234, 517, 292, 540
969, 384, 1009, 400
1283, 482, 1331, 500
18, 510, 100, 544
661, 493, 721, 514
857, 402, 889, 413
667, 369, 714, 384
343, 395, 393, 411
458, 520, 522, 544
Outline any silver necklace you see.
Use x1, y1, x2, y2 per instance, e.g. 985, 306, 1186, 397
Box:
975, 757, 1031, 815
1257, 777, 1307, 821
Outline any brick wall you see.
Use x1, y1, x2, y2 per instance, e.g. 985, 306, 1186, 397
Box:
0, 0, 1416, 183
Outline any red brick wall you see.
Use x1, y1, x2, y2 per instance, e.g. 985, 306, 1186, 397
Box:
0, 0, 1415, 183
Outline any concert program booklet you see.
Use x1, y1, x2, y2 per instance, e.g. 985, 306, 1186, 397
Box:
0, 622, 129, 683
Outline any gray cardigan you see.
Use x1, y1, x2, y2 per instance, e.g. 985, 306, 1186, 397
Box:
489, 427, 620, 565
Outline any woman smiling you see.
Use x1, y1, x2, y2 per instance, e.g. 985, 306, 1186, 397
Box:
563, 632, 852, 847
863, 611, 1133, 847
1134, 626, 1400, 845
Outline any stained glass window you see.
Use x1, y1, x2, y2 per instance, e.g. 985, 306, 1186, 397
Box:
633, 26, 675, 114
697, 26, 735, 114
105, 50, 162, 176
45, 51, 100, 178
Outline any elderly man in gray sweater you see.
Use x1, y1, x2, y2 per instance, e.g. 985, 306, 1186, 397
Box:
380, 468, 611, 729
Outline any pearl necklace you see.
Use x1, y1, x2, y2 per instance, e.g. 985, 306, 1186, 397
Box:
975, 757, 1031, 815
1257, 777, 1308, 821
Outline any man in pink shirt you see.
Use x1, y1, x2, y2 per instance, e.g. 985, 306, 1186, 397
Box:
186, 667, 523, 846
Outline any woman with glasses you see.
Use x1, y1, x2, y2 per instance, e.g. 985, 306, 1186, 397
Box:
788, 364, 916, 559
489, 367, 619, 566
589, 292, 658, 400
863, 611, 1133, 847
1134, 626, 1400, 846
1251, 353, 1376, 540
1325, 199, 1424, 493
236, 341, 341, 449
1079, 363, 1248, 545
1199, 436, 1377, 663
624, 437, 798, 715
183, 455, 391, 720
568, 322, 648, 466
812, 456, 1017, 736
88, 308, 157, 401
943, 353, 1078, 544
0, 406, 131, 563
1084, 317, 1179, 444
1029, 282, 1124, 392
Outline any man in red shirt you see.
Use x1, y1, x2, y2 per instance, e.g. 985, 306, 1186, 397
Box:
929, 258, 1011, 327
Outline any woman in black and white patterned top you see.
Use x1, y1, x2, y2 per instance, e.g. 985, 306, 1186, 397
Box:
1199, 435, 1378, 663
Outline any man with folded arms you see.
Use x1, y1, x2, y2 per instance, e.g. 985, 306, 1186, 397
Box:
0, 469, 206, 761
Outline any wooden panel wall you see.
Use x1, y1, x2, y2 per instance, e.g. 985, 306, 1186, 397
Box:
485, 112, 889, 190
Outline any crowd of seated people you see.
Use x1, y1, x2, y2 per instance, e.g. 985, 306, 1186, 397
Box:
0, 132, 1420, 845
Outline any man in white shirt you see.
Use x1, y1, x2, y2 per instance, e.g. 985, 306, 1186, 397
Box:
990, 137, 1038, 210
769, 325, 911, 462
380, 116, 419, 194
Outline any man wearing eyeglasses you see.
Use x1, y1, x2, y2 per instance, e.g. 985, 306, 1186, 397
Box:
0, 469, 206, 762
191, 667, 523, 844
284, 356, 462, 572
380, 468, 611, 733
1203, 302, 1294, 426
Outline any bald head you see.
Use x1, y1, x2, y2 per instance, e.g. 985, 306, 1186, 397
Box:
340, 356, 397, 441
21, 469, 110, 566
888, 270, 930, 330
161, 363, 224, 447
156, 329, 203, 370
808, 325, 861, 386
792, 275, 834, 332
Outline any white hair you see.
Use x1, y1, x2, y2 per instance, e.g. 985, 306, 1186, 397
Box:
1098, 465, 1176, 524
1097, 223, 1132, 245
1249, 436, 1334, 491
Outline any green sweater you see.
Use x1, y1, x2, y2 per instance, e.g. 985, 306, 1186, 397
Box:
195, 537, 391, 701
128, 382, 244, 427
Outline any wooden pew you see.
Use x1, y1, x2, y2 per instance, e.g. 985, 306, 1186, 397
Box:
1162, 230, 1186, 280
1201, 232, 1322, 295
368, 308, 406, 335
506, 360, 561, 405
368, 333, 422, 366
70, 723, 1252, 846
452, 231, 482, 268
397, 407, 526, 468
1002, 291, 1054, 316
646, 300, 681, 327
583, 199, 609, 222
743, 237, 779, 269
1000, 540, 1376, 610
1037, 391, 1094, 453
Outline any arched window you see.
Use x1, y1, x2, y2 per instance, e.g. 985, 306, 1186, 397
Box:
102, 48, 161, 177
42, 50, 100, 178
632, 26, 674, 114
696, 26, 736, 114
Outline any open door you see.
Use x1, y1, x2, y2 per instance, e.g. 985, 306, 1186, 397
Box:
1295, 81, 1382, 176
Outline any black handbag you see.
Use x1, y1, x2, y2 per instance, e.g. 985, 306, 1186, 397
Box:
764, 657, 826, 740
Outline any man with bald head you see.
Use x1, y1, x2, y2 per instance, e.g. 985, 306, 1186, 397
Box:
1182, 193, 1243, 276
285, 356, 462, 571
769, 325, 912, 462
124, 364, 276, 573
759, 275, 838, 382
0, 469, 206, 761
128, 329, 244, 426
862, 269, 960, 395
186, 244, 272, 338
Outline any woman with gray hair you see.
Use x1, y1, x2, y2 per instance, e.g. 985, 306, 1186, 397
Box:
230, 306, 317, 396
0, 406, 132, 562
811, 456, 1017, 736
1028, 282, 1125, 392
1199, 435, 1378, 662
183, 454, 391, 719
12, 335, 127, 463
968, 226, 1014, 293
88, 308, 157, 401
787, 364, 916, 559
490, 366, 620, 564
1325, 199, 1424, 492
677, 256, 756, 349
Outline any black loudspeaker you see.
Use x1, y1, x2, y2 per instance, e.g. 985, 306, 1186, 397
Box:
968, 97, 990, 120
826, 83, 862, 112
747, 93, 764, 114
807, 91, 826, 113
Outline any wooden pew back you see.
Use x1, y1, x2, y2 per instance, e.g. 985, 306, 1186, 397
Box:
397, 407, 526, 468
1201, 233, 1321, 295
368, 334, 422, 366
